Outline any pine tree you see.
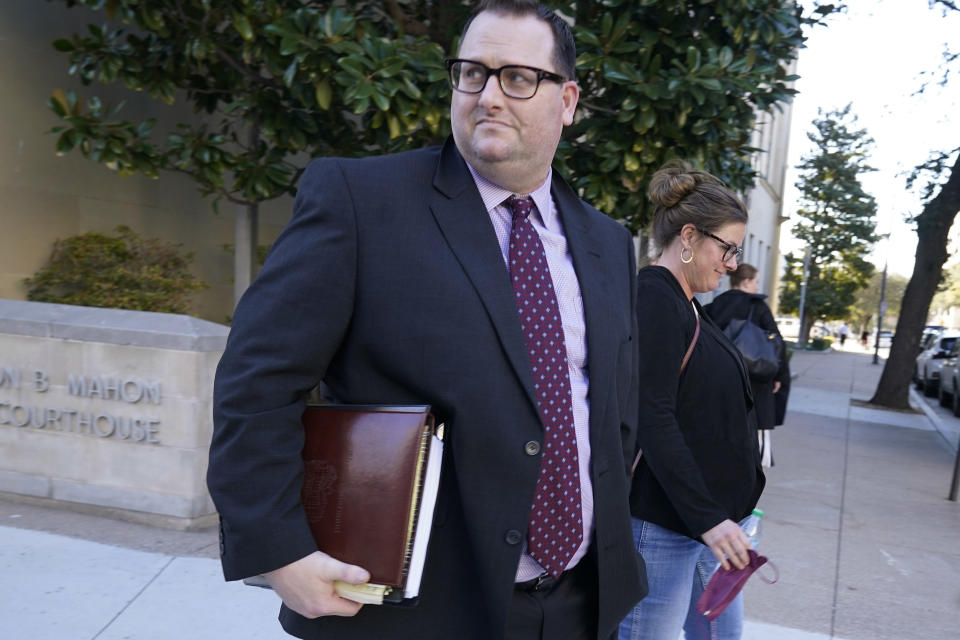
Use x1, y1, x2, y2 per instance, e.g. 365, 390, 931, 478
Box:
779, 105, 879, 343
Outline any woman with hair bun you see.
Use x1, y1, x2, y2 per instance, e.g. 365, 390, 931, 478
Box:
619, 161, 764, 640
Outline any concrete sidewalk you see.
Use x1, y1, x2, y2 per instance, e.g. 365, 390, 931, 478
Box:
1, 349, 958, 639
741, 348, 959, 640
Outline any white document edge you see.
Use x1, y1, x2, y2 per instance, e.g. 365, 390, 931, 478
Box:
403, 432, 444, 599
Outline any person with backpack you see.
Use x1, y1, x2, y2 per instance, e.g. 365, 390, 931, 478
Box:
705, 263, 790, 468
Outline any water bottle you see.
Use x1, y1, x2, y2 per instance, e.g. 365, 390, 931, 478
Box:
744, 508, 764, 550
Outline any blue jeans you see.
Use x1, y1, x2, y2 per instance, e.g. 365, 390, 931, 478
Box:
618, 518, 748, 640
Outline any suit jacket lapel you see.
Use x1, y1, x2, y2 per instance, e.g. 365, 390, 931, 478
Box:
428, 140, 540, 413
551, 176, 616, 442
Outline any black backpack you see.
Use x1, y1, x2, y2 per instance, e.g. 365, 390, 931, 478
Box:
724, 303, 781, 382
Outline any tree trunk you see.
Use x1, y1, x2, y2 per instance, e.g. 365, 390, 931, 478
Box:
871, 153, 960, 408
800, 311, 814, 346
233, 125, 261, 309
233, 202, 259, 308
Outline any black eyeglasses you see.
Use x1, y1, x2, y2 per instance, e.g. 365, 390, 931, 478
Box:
697, 228, 743, 263
445, 58, 567, 100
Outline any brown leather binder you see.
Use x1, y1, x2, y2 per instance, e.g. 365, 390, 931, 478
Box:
299, 404, 444, 604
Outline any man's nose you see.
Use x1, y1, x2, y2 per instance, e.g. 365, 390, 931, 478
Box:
477, 72, 506, 106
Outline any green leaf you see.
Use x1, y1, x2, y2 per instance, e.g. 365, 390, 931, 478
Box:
387, 114, 401, 139
601, 12, 614, 40
314, 79, 332, 110
699, 78, 723, 92
56, 130, 77, 155
283, 60, 297, 88
137, 118, 156, 137
719, 47, 733, 68
49, 89, 70, 117
690, 86, 706, 105
233, 13, 254, 41
52, 39, 75, 52
372, 91, 390, 111
339, 57, 367, 78
642, 109, 656, 131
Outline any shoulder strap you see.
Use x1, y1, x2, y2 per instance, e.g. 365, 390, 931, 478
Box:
680, 302, 701, 374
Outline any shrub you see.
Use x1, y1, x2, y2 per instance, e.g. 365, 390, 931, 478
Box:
24, 226, 207, 314
810, 337, 833, 351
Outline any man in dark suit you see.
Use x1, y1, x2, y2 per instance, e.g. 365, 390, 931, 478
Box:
207, 1, 646, 638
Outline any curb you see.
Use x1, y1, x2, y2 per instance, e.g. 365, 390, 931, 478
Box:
909, 386, 959, 454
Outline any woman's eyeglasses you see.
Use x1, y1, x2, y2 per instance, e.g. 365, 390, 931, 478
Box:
697, 228, 743, 263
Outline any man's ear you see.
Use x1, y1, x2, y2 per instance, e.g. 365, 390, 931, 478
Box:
561, 82, 579, 126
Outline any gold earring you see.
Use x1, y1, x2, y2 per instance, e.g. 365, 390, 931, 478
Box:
680, 247, 694, 264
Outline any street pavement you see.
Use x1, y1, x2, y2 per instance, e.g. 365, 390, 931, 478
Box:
1, 345, 958, 639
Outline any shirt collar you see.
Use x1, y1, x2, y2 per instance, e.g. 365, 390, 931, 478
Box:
465, 163, 556, 227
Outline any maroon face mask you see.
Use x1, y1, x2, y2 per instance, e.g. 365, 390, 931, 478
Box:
695, 549, 779, 621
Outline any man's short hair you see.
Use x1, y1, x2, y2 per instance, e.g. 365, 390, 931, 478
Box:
458, 0, 577, 82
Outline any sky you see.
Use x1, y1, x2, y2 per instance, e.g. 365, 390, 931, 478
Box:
780, 0, 960, 278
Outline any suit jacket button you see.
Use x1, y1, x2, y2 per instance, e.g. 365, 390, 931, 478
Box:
524, 440, 541, 456
505, 529, 523, 545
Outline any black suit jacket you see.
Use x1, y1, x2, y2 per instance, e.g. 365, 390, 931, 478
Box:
208, 139, 646, 639
629, 267, 764, 539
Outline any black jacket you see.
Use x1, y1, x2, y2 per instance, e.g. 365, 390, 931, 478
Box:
705, 289, 790, 429
629, 266, 764, 539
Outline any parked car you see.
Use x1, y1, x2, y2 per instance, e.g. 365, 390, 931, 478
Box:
877, 330, 894, 348
937, 343, 960, 416
920, 326, 943, 350
915, 330, 960, 397
776, 317, 800, 340
810, 324, 832, 338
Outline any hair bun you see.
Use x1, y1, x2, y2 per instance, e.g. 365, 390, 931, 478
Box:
648, 162, 697, 209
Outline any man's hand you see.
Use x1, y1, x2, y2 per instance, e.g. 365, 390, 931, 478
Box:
264, 551, 371, 618
701, 519, 750, 571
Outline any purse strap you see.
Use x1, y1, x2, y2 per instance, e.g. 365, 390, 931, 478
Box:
680, 302, 701, 374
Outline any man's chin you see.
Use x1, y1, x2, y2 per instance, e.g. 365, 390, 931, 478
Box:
466, 133, 515, 160
471, 144, 513, 165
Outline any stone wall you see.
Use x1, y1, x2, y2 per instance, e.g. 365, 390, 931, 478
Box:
0, 299, 228, 529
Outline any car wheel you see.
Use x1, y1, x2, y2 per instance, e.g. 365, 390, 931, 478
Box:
953, 382, 960, 417
924, 370, 938, 397
939, 382, 951, 407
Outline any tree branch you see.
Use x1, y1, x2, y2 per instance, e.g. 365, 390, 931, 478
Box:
577, 100, 619, 115
384, 0, 429, 36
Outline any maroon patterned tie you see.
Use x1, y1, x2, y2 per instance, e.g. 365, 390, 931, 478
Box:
505, 195, 583, 577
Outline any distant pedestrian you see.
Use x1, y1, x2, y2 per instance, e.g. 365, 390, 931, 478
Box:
861, 330, 869, 347
839, 323, 849, 347
706, 262, 790, 469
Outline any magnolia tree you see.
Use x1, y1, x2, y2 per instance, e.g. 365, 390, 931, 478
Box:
48, 0, 838, 302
